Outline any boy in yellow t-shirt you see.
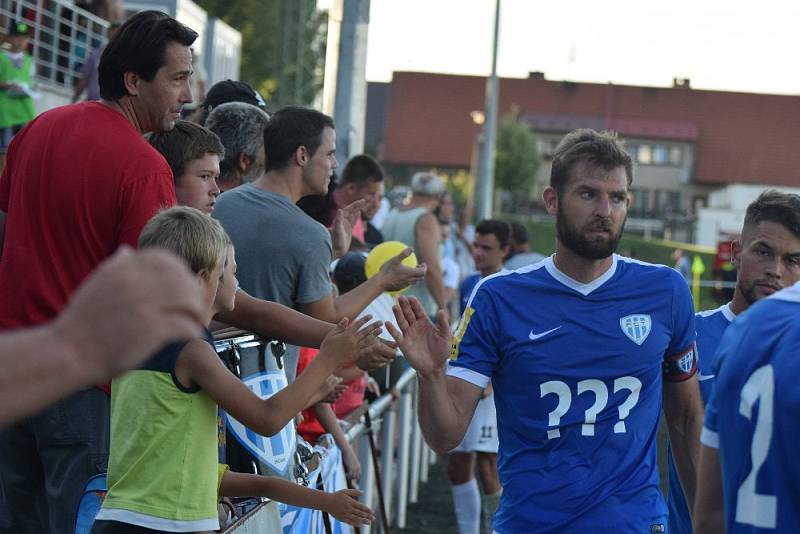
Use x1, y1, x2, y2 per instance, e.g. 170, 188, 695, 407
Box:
92, 207, 374, 533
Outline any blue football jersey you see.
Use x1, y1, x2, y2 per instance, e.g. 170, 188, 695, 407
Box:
701, 283, 800, 533
448, 255, 697, 533
667, 303, 735, 534
459, 272, 481, 315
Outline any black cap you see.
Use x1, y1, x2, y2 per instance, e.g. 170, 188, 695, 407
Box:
333, 252, 367, 289
202, 80, 266, 111
8, 21, 31, 36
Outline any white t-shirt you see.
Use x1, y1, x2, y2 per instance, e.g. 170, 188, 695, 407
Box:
441, 256, 460, 289
356, 292, 397, 342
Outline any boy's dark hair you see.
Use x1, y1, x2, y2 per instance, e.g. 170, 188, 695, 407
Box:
338, 154, 384, 186
333, 252, 368, 295
475, 219, 511, 248
550, 129, 633, 194
146, 120, 224, 183
99, 11, 197, 100
263, 105, 335, 172
509, 222, 529, 245
743, 190, 800, 238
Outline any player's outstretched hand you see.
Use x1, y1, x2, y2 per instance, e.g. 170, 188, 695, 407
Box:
355, 334, 398, 371
53, 247, 205, 382
386, 296, 451, 377
323, 489, 374, 526
320, 316, 382, 367
376, 247, 427, 292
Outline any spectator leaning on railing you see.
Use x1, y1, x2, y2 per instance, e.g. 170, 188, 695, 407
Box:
213, 105, 426, 383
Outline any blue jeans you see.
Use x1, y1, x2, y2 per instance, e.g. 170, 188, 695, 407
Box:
0, 387, 109, 534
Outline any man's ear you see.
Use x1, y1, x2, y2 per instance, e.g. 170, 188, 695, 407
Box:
543, 186, 558, 216
238, 152, 251, 173
197, 269, 210, 282
122, 71, 140, 97
294, 145, 309, 167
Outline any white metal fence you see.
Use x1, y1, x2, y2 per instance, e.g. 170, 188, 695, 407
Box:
224, 366, 436, 534
0, 0, 110, 90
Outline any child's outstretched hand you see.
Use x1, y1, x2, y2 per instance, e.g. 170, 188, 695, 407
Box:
320, 316, 383, 367
324, 489, 374, 526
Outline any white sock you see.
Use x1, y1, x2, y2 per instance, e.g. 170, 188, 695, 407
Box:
481, 489, 502, 533
451, 478, 481, 534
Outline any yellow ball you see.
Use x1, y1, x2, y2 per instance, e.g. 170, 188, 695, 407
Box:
365, 241, 418, 295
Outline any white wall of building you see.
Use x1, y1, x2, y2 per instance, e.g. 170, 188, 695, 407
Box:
696, 184, 800, 246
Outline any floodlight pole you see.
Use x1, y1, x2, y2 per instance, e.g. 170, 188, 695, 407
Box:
476, 0, 500, 220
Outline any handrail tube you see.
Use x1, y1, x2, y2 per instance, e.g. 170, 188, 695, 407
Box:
379, 406, 396, 529
408, 382, 422, 504
395, 389, 413, 528
357, 431, 376, 534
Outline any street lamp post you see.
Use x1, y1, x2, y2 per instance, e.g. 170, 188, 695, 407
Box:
476, 0, 500, 220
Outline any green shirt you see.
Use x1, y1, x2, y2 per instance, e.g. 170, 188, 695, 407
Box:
0, 51, 35, 128
381, 206, 441, 317
96, 332, 220, 531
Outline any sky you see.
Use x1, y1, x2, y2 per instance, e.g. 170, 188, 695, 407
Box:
319, 0, 800, 95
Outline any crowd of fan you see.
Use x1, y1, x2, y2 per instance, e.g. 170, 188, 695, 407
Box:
0, 9, 547, 534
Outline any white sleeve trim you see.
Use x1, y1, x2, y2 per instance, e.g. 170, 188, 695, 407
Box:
700, 427, 720, 449
446, 363, 490, 389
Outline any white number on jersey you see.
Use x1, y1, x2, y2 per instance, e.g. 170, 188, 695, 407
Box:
540, 376, 642, 439
735, 364, 777, 529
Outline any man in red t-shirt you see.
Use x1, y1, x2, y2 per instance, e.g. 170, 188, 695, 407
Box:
0, 11, 197, 534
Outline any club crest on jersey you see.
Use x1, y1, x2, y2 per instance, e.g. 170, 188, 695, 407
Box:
224, 370, 295, 475
620, 314, 652, 345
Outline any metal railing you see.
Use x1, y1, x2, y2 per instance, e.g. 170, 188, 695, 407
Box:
221, 353, 435, 533
0, 0, 110, 90
344, 368, 433, 532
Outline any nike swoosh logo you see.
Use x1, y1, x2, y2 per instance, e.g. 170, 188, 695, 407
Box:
697, 372, 715, 382
529, 326, 562, 341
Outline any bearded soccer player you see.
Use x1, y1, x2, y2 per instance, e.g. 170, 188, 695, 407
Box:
389, 129, 703, 533
667, 191, 800, 533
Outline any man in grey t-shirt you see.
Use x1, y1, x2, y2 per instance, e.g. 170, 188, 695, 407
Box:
214, 105, 425, 380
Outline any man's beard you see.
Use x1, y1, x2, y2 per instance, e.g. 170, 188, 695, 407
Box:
739, 277, 781, 307
556, 210, 625, 260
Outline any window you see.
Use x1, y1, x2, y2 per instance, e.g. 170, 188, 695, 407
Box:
653, 145, 669, 165
637, 145, 652, 165
630, 189, 649, 216
669, 146, 683, 166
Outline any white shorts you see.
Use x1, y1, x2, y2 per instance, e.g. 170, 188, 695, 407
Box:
451, 393, 499, 453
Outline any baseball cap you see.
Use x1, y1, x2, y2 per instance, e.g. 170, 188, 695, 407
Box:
410, 171, 446, 197
8, 21, 31, 36
202, 80, 266, 111
332, 252, 368, 289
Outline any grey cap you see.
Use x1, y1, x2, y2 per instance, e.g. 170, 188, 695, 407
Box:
410, 172, 446, 197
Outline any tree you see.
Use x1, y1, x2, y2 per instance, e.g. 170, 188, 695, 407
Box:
194, 0, 327, 107
494, 107, 541, 196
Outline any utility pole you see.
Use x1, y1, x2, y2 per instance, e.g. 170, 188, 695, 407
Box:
476, 0, 500, 220
322, 0, 370, 162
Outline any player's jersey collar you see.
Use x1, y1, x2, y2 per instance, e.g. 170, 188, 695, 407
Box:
544, 254, 618, 296
697, 302, 736, 322
721, 302, 736, 321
